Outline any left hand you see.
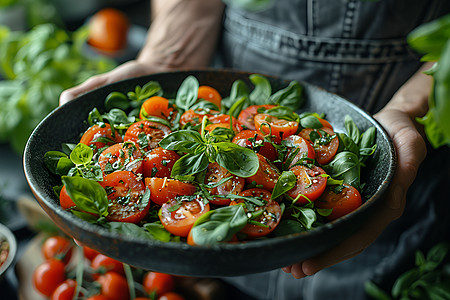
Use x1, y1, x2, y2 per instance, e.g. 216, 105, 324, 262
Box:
282, 107, 427, 278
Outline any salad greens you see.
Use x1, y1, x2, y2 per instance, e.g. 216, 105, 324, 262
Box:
408, 13, 450, 148
0, 23, 116, 153
44, 74, 377, 245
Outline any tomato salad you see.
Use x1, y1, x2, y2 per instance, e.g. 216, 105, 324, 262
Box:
44, 74, 377, 245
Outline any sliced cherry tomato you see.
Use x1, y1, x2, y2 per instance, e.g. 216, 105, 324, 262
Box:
232, 130, 278, 161
318, 117, 333, 130
237, 104, 276, 130
159, 292, 185, 300
59, 185, 76, 210
33, 259, 66, 297
91, 253, 125, 279
299, 127, 339, 165
99, 171, 149, 223
80, 124, 123, 152
124, 120, 171, 152
283, 135, 316, 168
179, 109, 239, 129
139, 96, 174, 120
198, 85, 222, 109
204, 122, 240, 135
97, 272, 129, 300
51, 279, 77, 300
231, 188, 282, 238
142, 271, 175, 296
315, 184, 362, 221
254, 113, 298, 142
143, 147, 180, 178
245, 153, 280, 191
159, 195, 210, 237
145, 177, 197, 206
286, 165, 327, 205
42, 236, 73, 264
98, 142, 143, 175
204, 162, 245, 205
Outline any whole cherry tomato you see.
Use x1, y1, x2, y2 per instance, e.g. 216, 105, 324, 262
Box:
91, 253, 125, 279
88, 8, 130, 52
140, 96, 174, 120
51, 279, 77, 300
97, 271, 130, 300
41, 235, 73, 264
142, 271, 175, 296
33, 259, 66, 297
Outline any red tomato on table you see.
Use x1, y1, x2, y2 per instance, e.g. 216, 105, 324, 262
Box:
286, 165, 327, 205
159, 195, 210, 237
99, 170, 150, 223
33, 259, 66, 297
41, 236, 73, 264
97, 272, 129, 300
315, 184, 362, 221
50, 279, 77, 300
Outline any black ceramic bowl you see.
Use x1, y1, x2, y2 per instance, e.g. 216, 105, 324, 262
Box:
0, 223, 17, 281
23, 70, 395, 277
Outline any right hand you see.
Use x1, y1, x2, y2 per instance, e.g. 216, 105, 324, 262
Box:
59, 60, 169, 106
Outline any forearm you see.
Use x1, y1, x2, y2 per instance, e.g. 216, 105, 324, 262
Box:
382, 62, 434, 118
138, 0, 225, 70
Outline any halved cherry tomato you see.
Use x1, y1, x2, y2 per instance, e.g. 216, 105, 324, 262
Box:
232, 130, 278, 161
204, 162, 245, 206
42, 236, 73, 264
98, 142, 143, 175
80, 124, 123, 152
198, 85, 222, 109
97, 272, 129, 300
124, 120, 171, 152
99, 171, 149, 223
145, 177, 197, 206
315, 184, 362, 221
143, 147, 180, 178
231, 188, 282, 238
318, 117, 333, 130
179, 109, 239, 128
283, 135, 315, 168
204, 122, 240, 134
33, 259, 66, 297
59, 186, 76, 210
286, 165, 327, 205
245, 153, 280, 191
139, 96, 174, 120
142, 271, 175, 296
51, 279, 77, 300
91, 253, 124, 279
254, 113, 298, 142
159, 195, 210, 237
299, 127, 339, 165
237, 105, 276, 130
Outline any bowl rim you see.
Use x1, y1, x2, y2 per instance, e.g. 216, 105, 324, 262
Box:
0, 222, 17, 277
23, 69, 397, 271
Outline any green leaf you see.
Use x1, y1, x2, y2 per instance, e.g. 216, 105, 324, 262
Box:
325, 151, 361, 189
269, 81, 303, 111
337, 133, 360, 156
62, 176, 109, 217
175, 75, 199, 111
364, 281, 392, 300
171, 152, 209, 177
215, 142, 259, 177
143, 223, 173, 242
43, 151, 68, 174
106, 222, 154, 240
227, 96, 247, 118
271, 170, 296, 200
70, 143, 93, 166
300, 115, 323, 129
344, 115, 361, 145
272, 219, 306, 236
249, 74, 272, 105
425, 242, 450, 271
105, 91, 129, 111
159, 130, 204, 152
295, 207, 316, 229
391, 269, 421, 298
190, 205, 247, 245
222, 79, 250, 111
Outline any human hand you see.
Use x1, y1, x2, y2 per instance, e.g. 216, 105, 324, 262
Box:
59, 60, 169, 106
282, 108, 427, 279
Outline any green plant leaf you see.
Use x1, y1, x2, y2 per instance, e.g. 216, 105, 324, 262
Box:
175, 75, 199, 111
69, 143, 93, 166
215, 142, 259, 177
271, 170, 296, 200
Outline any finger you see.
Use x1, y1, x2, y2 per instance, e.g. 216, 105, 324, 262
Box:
59, 75, 109, 106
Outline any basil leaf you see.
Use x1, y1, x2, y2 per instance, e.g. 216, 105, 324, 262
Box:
249, 74, 271, 105
265, 106, 299, 122
140, 115, 171, 128
300, 115, 323, 129
56, 157, 75, 176
105, 91, 129, 111
344, 115, 361, 145
171, 152, 209, 177
70, 143, 93, 166
227, 96, 247, 118
107, 222, 154, 240
143, 223, 173, 242
293, 207, 316, 230
159, 130, 204, 152
190, 205, 247, 245
325, 151, 361, 189
337, 132, 360, 156
175, 75, 199, 111
62, 176, 109, 217
222, 79, 249, 111
215, 142, 259, 177
269, 81, 303, 111
103, 108, 134, 127
271, 170, 296, 200
272, 219, 306, 236
44, 151, 68, 174
88, 107, 103, 126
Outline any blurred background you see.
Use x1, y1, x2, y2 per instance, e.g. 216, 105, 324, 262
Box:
0, 1, 251, 299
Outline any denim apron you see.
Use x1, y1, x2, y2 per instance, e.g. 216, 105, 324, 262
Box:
218, 1, 450, 299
